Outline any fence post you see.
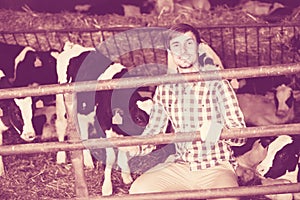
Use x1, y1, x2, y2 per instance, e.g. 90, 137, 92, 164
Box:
64, 92, 88, 198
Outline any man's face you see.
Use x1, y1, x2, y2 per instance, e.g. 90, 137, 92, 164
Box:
169, 31, 198, 69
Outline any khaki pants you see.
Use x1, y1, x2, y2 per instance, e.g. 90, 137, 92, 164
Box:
130, 155, 239, 200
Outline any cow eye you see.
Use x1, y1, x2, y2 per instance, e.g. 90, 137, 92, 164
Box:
135, 116, 142, 123
286, 93, 294, 108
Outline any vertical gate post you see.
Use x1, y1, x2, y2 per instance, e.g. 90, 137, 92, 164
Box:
64, 92, 89, 198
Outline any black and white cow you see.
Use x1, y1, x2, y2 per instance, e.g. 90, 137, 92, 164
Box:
0, 75, 34, 176
0, 43, 41, 143
0, 42, 59, 175
0, 42, 59, 140
235, 135, 300, 200
233, 82, 300, 200
94, 67, 153, 196
54, 42, 155, 195
53, 42, 101, 167
9, 43, 59, 137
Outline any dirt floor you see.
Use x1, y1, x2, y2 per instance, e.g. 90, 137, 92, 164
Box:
0, 132, 272, 200
0, 132, 174, 199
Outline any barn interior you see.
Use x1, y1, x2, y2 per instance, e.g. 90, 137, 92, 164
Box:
0, 0, 300, 199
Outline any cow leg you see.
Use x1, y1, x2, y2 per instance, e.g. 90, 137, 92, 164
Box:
77, 113, 94, 168
102, 147, 116, 196
117, 150, 133, 184
34, 105, 56, 140
0, 117, 9, 176
82, 149, 94, 168
55, 94, 67, 164
0, 130, 4, 176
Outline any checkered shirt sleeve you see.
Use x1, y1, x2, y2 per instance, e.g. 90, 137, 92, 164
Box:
215, 79, 246, 146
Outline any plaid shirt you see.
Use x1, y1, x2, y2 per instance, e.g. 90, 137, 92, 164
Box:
139, 66, 246, 171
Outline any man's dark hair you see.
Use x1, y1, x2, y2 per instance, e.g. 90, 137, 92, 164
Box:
165, 23, 201, 49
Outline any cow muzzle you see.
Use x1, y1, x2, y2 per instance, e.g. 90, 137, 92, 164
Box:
275, 109, 288, 118
20, 132, 36, 142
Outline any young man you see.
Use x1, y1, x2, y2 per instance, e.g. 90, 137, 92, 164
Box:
128, 23, 246, 200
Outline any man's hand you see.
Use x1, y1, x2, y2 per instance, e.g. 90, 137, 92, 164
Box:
200, 121, 223, 142
119, 145, 156, 157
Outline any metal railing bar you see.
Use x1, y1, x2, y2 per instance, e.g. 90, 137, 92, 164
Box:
256, 27, 260, 66
280, 26, 284, 64
12, 33, 19, 45
1, 24, 300, 35
87, 183, 300, 200
245, 27, 249, 67
44, 31, 52, 50
33, 33, 42, 50
0, 123, 299, 155
268, 26, 272, 65
0, 64, 298, 99
220, 27, 225, 62
233, 27, 237, 68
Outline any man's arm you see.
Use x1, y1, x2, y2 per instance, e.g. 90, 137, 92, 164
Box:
121, 86, 170, 156
216, 79, 246, 146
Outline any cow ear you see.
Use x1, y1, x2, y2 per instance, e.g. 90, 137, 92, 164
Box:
293, 90, 300, 101
50, 51, 59, 60
0, 70, 5, 79
264, 91, 274, 101
63, 41, 74, 51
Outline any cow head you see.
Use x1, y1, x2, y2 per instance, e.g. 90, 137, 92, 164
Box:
273, 84, 294, 118
109, 92, 152, 137
3, 47, 58, 142
13, 97, 35, 141
0, 75, 35, 142
130, 105, 150, 129
235, 139, 269, 184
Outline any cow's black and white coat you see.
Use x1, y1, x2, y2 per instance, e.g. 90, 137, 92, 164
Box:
94, 67, 153, 196
53, 42, 96, 166
256, 135, 300, 183
54, 42, 154, 196
0, 75, 32, 176
0, 42, 35, 81
233, 83, 300, 200
0, 42, 59, 175
235, 135, 300, 200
